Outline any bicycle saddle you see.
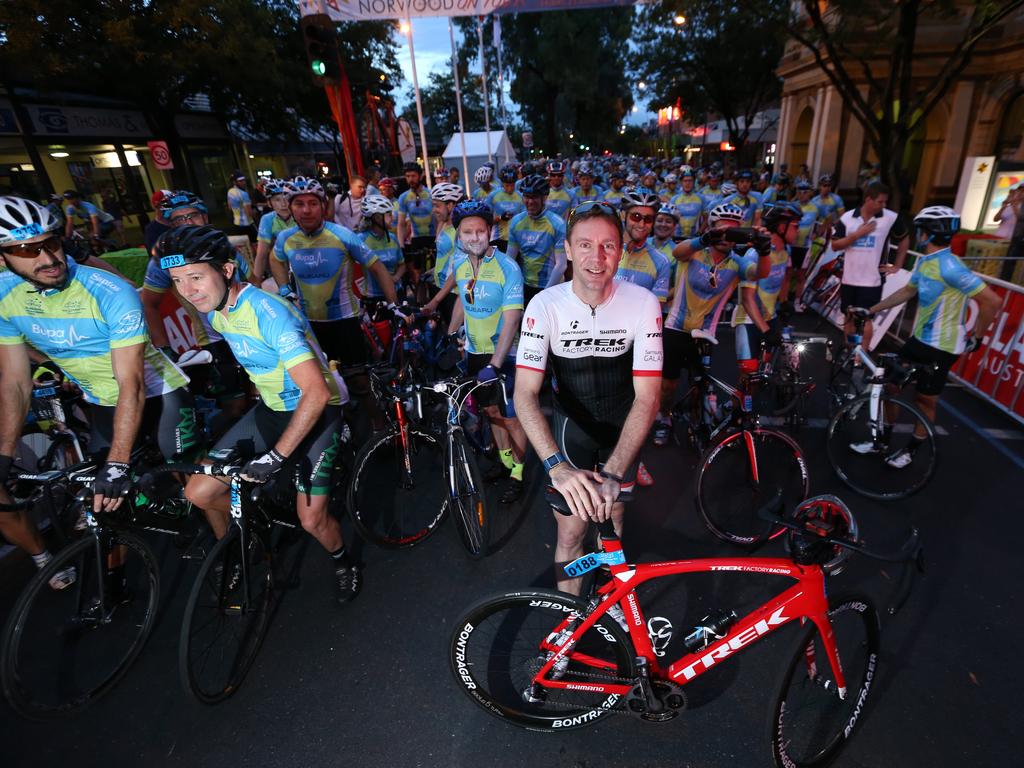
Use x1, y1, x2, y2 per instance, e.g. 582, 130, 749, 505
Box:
177, 348, 214, 367
690, 328, 719, 345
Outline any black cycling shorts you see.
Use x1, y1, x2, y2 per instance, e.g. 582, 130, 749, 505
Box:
89, 387, 198, 461
662, 328, 704, 381
312, 317, 369, 369
213, 403, 345, 496
790, 246, 810, 271
406, 235, 435, 272
839, 284, 883, 313
898, 336, 959, 397
466, 353, 515, 417
552, 407, 636, 494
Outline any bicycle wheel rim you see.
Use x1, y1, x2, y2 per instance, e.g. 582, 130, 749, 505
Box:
2, 531, 159, 718
450, 591, 636, 731
769, 597, 880, 767
449, 438, 488, 559
179, 526, 273, 704
698, 429, 810, 546
347, 427, 446, 548
826, 395, 936, 500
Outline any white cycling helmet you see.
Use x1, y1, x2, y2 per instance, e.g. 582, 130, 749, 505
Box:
473, 165, 493, 184
361, 194, 394, 217
657, 202, 680, 221
577, 161, 594, 176
620, 189, 662, 212
679, 164, 694, 177
708, 202, 745, 225
664, 173, 678, 184
430, 183, 464, 203
720, 181, 738, 197
0, 196, 62, 247
284, 175, 325, 201
913, 205, 960, 241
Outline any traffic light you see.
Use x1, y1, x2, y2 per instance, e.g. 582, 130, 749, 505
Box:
300, 13, 340, 86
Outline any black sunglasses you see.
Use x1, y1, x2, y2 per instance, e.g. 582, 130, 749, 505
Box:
2, 235, 63, 257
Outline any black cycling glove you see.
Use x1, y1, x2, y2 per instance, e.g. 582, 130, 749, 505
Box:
0, 454, 13, 484
240, 449, 286, 484
752, 233, 772, 257
763, 327, 784, 348
699, 229, 726, 248
94, 461, 132, 501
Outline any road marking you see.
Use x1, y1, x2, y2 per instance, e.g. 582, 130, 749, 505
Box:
937, 399, 1024, 471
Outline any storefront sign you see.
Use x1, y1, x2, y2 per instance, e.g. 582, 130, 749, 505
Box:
980, 168, 1024, 230
954, 156, 995, 230
91, 151, 142, 169
0, 99, 20, 134
300, 0, 643, 21
25, 104, 150, 138
148, 140, 175, 170
173, 113, 228, 140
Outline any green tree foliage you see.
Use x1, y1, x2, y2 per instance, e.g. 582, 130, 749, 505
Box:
0, 0, 402, 145
400, 59, 488, 139
786, 0, 1024, 209
635, 0, 789, 162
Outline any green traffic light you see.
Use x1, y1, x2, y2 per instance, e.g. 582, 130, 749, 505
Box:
311, 60, 327, 76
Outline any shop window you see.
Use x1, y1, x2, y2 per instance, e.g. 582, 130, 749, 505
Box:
996, 92, 1024, 161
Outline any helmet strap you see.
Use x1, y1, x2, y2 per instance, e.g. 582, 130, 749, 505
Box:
212, 268, 232, 312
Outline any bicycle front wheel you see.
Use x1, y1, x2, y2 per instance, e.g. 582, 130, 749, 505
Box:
697, 429, 810, 546
347, 426, 446, 548
1, 530, 159, 718
826, 393, 937, 500
179, 525, 274, 704
447, 436, 489, 558
768, 596, 881, 768
450, 590, 636, 732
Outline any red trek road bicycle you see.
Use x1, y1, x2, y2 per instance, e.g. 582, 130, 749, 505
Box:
449, 493, 921, 768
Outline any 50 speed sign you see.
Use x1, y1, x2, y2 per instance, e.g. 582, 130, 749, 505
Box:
147, 140, 174, 170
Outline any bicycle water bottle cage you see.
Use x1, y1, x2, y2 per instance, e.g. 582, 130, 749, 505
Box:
785, 494, 859, 576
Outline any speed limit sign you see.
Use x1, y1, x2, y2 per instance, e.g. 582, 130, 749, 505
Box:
147, 140, 174, 170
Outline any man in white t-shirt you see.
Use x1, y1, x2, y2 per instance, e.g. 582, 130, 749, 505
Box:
830, 181, 910, 349
333, 175, 367, 232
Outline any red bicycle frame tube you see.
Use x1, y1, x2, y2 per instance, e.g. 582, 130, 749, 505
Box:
536, 547, 846, 698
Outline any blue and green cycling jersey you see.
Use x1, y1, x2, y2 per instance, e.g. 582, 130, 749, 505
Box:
672, 191, 706, 238
650, 237, 679, 301
602, 188, 626, 207
452, 249, 524, 356
507, 210, 566, 289
257, 211, 293, 246
544, 186, 574, 219
433, 223, 458, 286
64, 200, 114, 226
227, 187, 252, 226
910, 247, 986, 354
397, 187, 434, 237
721, 191, 763, 226
209, 285, 341, 411
732, 245, 790, 326
615, 239, 673, 303
358, 230, 403, 298
487, 189, 525, 242
664, 248, 745, 333
794, 201, 822, 249
0, 259, 187, 406
812, 193, 845, 222
273, 221, 377, 322
143, 257, 222, 346
473, 185, 495, 202
658, 187, 679, 203
570, 186, 602, 205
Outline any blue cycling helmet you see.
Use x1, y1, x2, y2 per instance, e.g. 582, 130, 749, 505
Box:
499, 163, 518, 183
263, 178, 287, 197
520, 175, 550, 196
161, 190, 208, 217
451, 200, 494, 229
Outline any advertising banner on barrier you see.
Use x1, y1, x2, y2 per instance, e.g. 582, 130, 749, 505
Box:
299, 0, 641, 22
953, 277, 1024, 423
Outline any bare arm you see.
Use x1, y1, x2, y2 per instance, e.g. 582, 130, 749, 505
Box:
367, 260, 400, 306
254, 240, 271, 285
447, 298, 465, 335
890, 235, 910, 272
741, 286, 770, 333
425, 270, 457, 314
141, 288, 170, 348
0, 344, 32, 457
107, 344, 147, 465
671, 238, 699, 262
972, 286, 1003, 341
602, 375, 660, 481
490, 308, 522, 367
88, 214, 101, 238
397, 212, 409, 246
274, 359, 330, 457
869, 283, 917, 315
270, 254, 290, 292
831, 219, 876, 252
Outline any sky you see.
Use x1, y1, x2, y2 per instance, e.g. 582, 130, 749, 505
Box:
391, 16, 655, 130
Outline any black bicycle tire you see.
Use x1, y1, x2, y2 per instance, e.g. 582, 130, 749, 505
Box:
346, 426, 446, 548
448, 435, 489, 559
449, 589, 636, 732
178, 525, 274, 704
768, 595, 881, 768
697, 428, 811, 547
1, 530, 159, 718
825, 393, 937, 500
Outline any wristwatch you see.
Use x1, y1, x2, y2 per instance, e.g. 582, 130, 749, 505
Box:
542, 451, 569, 474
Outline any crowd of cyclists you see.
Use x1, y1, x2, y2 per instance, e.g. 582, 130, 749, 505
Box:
0, 151, 997, 613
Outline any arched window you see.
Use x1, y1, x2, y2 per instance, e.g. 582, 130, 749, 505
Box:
996, 92, 1024, 161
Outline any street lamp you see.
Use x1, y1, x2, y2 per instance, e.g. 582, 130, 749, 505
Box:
674, 15, 686, 26
638, 81, 647, 90
632, 105, 639, 113
398, 21, 410, 35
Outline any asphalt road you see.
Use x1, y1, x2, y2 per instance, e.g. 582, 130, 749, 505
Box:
1, 316, 1021, 768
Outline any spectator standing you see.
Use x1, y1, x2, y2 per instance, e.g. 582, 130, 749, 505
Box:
333, 175, 367, 232
226, 171, 254, 229
994, 186, 1021, 240
101, 190, 125, 246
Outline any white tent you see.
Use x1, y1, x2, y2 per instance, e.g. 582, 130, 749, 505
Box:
441, 130, 516, 191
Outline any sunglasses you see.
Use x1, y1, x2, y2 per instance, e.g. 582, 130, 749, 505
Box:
628, 212, 655, 225
568, 200, 617, 220
170, 212, 205, 225
2, 235, 63, 257
463, 277, 476, 305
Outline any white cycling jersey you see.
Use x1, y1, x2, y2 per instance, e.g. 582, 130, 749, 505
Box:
517, 281, 663, 443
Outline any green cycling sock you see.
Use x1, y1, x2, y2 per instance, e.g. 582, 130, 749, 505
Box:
510, 461, 524, 482
499, 448, 515, 469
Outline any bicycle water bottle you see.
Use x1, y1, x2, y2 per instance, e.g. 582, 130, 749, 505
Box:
683, 610, 738, 653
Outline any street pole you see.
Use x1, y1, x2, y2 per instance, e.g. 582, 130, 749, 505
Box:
494, 15, 510, 163
405, 13, 431, 186
477, 17, 493, 162
449, 18, 472, 196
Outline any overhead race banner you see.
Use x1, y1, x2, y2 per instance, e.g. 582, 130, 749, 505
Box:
299, 0, 641, 21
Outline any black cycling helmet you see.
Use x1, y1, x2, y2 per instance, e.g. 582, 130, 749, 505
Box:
498, 163, 518, 183
155, 225, 234, 271
762, 201, 802, 234
519, 175, 550, 197
451, 200, 494, 229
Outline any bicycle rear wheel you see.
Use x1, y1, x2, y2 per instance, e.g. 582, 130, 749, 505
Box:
449, 590, 636, 731
347, 426, 446, 548
825, 393, 936, 500
697, 429, 810, 546
448, 435, 489, 558
768, 596, 880, 767
1, 530, 159, 718
179, 525, 274, 704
